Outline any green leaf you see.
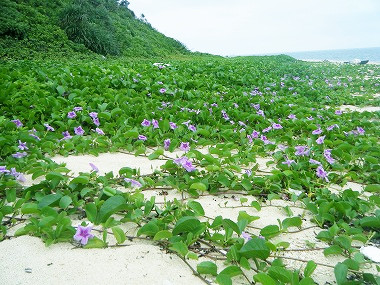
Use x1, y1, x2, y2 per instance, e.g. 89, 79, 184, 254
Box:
112, 226, 126, 244
260, 225, 280, 239
222, 219, 241, 235
324, 245, 343, 256
282, 217, 302, 229
251, 201, 261, 211
334, 263, 348, 285
124, 130, 139, 139
59, 196, 72, 209
103, 186, 117, 197
169, 241, 188, 256
84, 237, 106, 249
70, 176, 89, 185
304, 260, 317, 277
188, 201, 205, 216
56, 85, 65, 96
137, 220, 159, 237
85, 203, 97, 223
153, 230, 172, 240
96, 195, 126, 224
21, 203, 40, 214
239, 256, 251, 270
239, 237, 270, 259
190, 182, 207, 192
364, 184, 380, 193
172, 216, 201, 235
219, 265, 242, 278
46, 172, 65, 181
253, 273, 276, 285
216, 274, 232, 285
360, 216, 380, 228
38, 194, 62, 208
197, 261, 217, 276
6, 189, 16, 203
241, 179, 252, 191
268, 266, 291, 282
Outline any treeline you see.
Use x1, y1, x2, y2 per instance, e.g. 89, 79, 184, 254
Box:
0, 0, 189, 59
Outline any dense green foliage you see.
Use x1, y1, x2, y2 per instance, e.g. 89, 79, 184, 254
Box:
1, 56, 379, 283
0, 0, 189, 59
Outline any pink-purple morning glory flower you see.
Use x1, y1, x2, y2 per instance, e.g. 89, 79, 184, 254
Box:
152, 119, 159, 129
89, 163, 99, 172
62, 131, 72, 140
44, 123, 55, 131
335, 110, 343, 115
95, 128, 105, 135
169, 122, 177, 130
251, 130, 260, 138
316, 135, 325, 145
124, 178, 142, 188
188, 125, 196, 132
73, 225, 94, 245
0, 166, 10, 174
12, 152, 27, 158
159, 88, 166, 94
138, 135, 147, 141
164, 139, 171, 150
18, 140, 28, 150
174, 157, 196, 172
73, 106, 83, 112
262, 126, 272, 133
89, 112, 98, 119
282, 159, 295, 166
324, 149, 335, 164
74, 126, 84, 136
67, 111, 76, 119
295, 146, 310, 156
272, 123, 283, 130
180, 142, 190, 152
141, 119, 151, 127
312, 128, 323, 135
10, 168, 26, 182
288, 114, 296, 119
11, 119, 23, 128
309, 159, 322, 165
357, 127, 365, 135
92, 117, 100, 126
316, 166, 329, 182
241, 232, 252, 243
327, 124, 339, 131
257, 110, 265, 117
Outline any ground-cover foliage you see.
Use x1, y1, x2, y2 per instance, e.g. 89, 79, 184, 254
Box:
0, 55, 379, 284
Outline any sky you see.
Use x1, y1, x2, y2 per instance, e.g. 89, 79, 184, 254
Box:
128, 0, 380, 56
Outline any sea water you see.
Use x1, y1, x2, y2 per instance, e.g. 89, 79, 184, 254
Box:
284, 47, 380, 63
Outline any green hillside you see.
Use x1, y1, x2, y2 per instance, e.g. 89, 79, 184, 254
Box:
0, 0, 189, 59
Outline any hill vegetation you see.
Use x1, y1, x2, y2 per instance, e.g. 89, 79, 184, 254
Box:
0, 0, 189, 59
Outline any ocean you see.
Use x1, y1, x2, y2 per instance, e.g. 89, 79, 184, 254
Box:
282, 47, 380, 63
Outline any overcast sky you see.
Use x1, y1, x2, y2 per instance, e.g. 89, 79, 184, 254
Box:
128, 0, 380, 56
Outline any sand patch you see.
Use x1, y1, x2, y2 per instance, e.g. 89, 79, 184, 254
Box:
338, 105, 380, 112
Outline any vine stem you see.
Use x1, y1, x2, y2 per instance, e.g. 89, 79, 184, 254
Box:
173, 252, 212, 285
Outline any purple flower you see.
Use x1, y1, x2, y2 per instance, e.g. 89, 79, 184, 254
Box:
272, 123, 283, 130
282, 159, 295, 166
251, 130, 260, 138
327, 124, 339, 131
278, 144, 288, 151
335, 110, 343, 115
138, 135, 147, 141
74, 126, 85, 136
180, 142, 190, 152
67, 111, 76, 119
95, 128, 105, 135
295, 146, 310, 156
316, 135, 325, 145
18, 140, 28, 150
174, 157, 196, 172
164, 139, 171, 150
188, 125, 196, 132
262, 126, 272, 133
312, 128, 323, 135
12, 152, 27, 158
253, 104, 260, 110
141, 119, 151, 127
89, 112, 98, 119
44, 123, 55, 131
159, 88, 166, 94
29, 133, 40, 141
62, 131, 72, 140
73, 106, 83, 112
124, 178, 142, 188
307, 116, 314, 121
324, 149, 335, 164
257, 110, 265, 117
11, 119, 23, 128
309, 159, 322, 165
288, 114, 296, 119
247, 135, 253, 143
245, 169, 252, 176
316, 166, 329, 182
357, 127, 365, 135
89, 163, 99, 172
0, 166, 10, 174
241, 232, 252, 243
152, 119, 159, 129
93, 117, 100, 126
169, 122, 177, 130
73, 225, 94, 245
10, 168, 26, 182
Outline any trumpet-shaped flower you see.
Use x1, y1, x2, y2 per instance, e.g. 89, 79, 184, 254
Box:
73, 225, 94, 245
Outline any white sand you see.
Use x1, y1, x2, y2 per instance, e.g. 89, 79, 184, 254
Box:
338, 105, 380, 112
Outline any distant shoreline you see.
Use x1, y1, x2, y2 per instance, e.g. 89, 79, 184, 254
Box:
299, 59, 380, 65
